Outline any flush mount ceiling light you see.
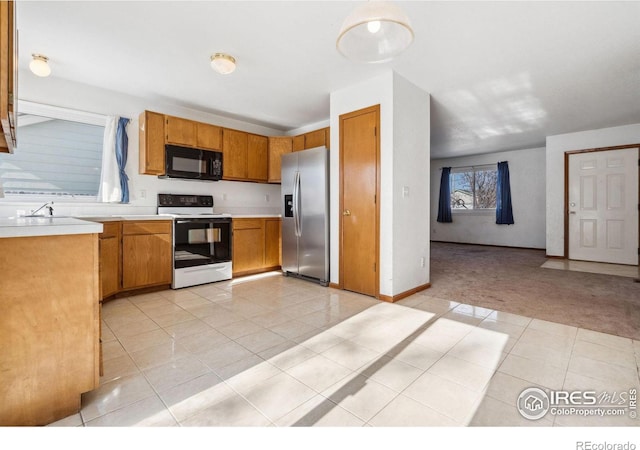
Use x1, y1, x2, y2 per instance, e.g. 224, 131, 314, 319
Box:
29, 54, 51, 77
210, 53, 236, 75
336, 1, 414, 63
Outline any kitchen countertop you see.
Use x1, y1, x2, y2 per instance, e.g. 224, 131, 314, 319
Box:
0, 214, 281, 237
0, 217, 103, 238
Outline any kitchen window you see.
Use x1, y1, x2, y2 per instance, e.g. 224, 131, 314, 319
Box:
450, 165, 497, 210
0, 101, 106, 199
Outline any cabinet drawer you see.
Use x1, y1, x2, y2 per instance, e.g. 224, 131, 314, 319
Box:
99, 222, 120, 239
122, 221, 172, 235
232, 219, 263, 230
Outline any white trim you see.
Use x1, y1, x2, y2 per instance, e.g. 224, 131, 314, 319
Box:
17, 100, 108, 126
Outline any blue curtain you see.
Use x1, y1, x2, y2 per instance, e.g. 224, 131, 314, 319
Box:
437, 167, 452, 223
115, 117, 130, 203
496, 161, 514, 225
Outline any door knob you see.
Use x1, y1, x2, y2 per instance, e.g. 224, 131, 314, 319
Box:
569, 211, 576, 215
343, 209, 351, 216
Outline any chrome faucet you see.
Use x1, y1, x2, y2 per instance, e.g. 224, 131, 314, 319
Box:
30, 201, 54, 217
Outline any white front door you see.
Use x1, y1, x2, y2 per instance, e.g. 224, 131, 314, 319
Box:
568, 147, 638, 265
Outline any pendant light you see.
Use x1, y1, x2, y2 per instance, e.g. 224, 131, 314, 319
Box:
336, 1, 414, 63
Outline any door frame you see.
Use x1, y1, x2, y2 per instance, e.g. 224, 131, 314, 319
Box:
563, 143, 640, 260
338, 104, 381, 298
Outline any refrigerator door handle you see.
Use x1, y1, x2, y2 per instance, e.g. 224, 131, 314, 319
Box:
293, 171, 301, 237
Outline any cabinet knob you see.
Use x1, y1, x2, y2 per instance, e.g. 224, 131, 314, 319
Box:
343, 209, 351, 216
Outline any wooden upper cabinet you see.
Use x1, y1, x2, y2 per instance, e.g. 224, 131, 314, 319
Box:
268, 136, 292, 183
247, 134, 268, 182
166, 115, 196, 147
304, 129, 326, 149
290, 127, 330, 154
324, 127, 330, 150
197, 122, 222, 151
292, 135, 305, 152
222, 128, 248, 180
0, 1, 16, 153
139, 110, 166, 175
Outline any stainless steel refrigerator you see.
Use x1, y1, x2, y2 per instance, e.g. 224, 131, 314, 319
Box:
281, 146, 329, 286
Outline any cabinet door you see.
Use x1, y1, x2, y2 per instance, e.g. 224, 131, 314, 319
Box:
197, 122, 222, 151
232, 219, 265, 275
292, 135, 305, 152
324, 127, 330, 150
99, 235, 120, 299
139, 110, 165, 175
247, 134, 268, 182
122, 232, 172, 289
0, 1, 16, 153
222, 128, 248, 180
166, 116, 196, 147
268, 136, 292, 183
264, 218, 281, 268
304, 129, 326, 149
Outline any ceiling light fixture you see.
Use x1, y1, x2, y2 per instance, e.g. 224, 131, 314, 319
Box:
29, 54, 51, 77
210, 53, 236, 75
336, 1, 414, 63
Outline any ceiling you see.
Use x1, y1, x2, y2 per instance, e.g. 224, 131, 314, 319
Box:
16, 1, 640, 159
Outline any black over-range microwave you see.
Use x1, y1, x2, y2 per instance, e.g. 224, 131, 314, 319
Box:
163, 144, 223, 181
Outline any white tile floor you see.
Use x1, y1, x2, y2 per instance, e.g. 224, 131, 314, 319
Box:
50, 272, 640, 427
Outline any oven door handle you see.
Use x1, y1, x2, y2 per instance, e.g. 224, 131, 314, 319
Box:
175, 219, 228, 224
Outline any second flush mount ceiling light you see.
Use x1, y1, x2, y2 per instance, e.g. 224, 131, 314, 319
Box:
210, 53, 236, 75
336, 1, 414, 63
29, 54, 51, 77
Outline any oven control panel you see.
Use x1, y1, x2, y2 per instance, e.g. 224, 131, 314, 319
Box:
158, 194, 214, 207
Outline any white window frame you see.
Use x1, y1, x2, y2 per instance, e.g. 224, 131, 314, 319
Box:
450, 164, 497, 215
0, 101, 108, 203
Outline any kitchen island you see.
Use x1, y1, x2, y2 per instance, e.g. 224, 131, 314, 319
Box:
0, 217, 102, 425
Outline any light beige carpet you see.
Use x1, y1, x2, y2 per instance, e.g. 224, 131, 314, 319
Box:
429, 242, 640, 340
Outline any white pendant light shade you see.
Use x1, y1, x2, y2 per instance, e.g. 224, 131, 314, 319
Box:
29, 54, 51, 77
337, 1, 414, 63
210, 53, 236, 74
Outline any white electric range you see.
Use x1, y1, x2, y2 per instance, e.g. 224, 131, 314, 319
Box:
158, 194, 232, 289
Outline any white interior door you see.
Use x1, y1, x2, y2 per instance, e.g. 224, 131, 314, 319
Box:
568, 147, 638, 265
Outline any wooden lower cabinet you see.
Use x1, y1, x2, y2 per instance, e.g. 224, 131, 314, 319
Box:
265, 218, 282, 267
0, 233, 100, 425
233, 217, 281, 277
98, 220, 172, 299
99, 222, 120, 298
121, 221, 172, 290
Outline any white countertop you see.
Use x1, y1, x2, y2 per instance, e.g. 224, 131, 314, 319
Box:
0, 213, 281, 238
0, 217, 103, 238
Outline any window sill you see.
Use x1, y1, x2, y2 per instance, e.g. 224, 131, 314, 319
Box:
451, 209, 496, 216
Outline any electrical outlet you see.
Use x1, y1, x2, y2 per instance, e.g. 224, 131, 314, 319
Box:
222, 193, 227, 201
139, 189, 146, 199
402, 186, 410, 198
420, 257, 425, 267
265, 194, 270, 202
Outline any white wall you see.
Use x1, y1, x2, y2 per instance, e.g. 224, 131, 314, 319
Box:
329, 72, 394, 293
431, 147, 546, 249
329, 71, 431, 297
392, 74, 430, 294
546, 123, 640, 256
0, 73, 283, 218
